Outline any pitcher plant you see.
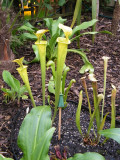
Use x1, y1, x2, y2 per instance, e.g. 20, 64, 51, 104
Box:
35, 29, 48, 105
52, 24, 72, 123
13, 57, 36, 107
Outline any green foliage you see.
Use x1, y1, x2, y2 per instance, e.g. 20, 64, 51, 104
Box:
1, 70, 28, 103
70, 19, 98, 38
18, 18, 96, 123
76, 57, 117, 144
67, 49, 94, 74
0, 105, 105, 160
14, 18, 97, 62
67, 152, 105, 160
11, 22, 38, 54
76, 91, 83, 135
44, 17, 66, 60
1, 0, 13, 9
71, 0, 82, 28
47, 62, 76, 107
18, 106, 55, 160
10, 35, 24, 54
99, 128, 120, 144
58, 0, 66, 6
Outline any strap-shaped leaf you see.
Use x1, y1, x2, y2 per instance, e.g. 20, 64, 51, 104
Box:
99, 128, 120, 144
17, 106, 55, 160
67, 49, 94, 74
24, 45, 40, 64
2, 70, 19, 92
70, 19, 98, 38
20, 33, 37, 41
44, 17, 66, 37
18, 25, 35, 32
67, 152, 105, 160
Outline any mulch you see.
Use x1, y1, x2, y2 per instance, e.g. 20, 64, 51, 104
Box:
0, 16, 120, 159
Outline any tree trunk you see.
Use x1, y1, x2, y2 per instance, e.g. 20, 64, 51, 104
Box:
0, 3, 11, 60
111, 0, 120, 35
0, 3, 15, 76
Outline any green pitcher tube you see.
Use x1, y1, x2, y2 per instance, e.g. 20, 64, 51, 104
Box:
13, 57, 36, 108
35, 29, 48, 106
52, 23, 72, 123
53, 39, 69, 123
35, 41, 47, 106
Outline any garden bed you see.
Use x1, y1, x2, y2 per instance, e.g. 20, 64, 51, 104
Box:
10, 102, 120, 160
0, 16, 120, 159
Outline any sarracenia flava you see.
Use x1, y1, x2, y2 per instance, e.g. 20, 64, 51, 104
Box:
35, 29, 48, 106
13, 57, 36, 107
52, 24, 72, 123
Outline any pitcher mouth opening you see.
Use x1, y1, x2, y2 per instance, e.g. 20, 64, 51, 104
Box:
57, 37, 71, 44
35, 41, 47, 45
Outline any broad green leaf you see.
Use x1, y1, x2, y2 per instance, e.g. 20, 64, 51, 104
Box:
76, 91, 83, 135
99, 128, 120, 144
44, 3, 52, 10
44, 18, 53, 35
24, 45, 40, 64
47, 60, 56, 79
49, 33, 59, 52
1, 88, 14, 98
31, 44, 40, 62
70, 32, 98, 42
0, 154, 13, 160
51, 17, 66, 37
80, 63, 94, 74
21, 95, 28, 100
58, 0, 66, 6
20, 33, 37, 41
12, 76, 20, 93
71, 19, 98, 38
2, 70, 18, 92
18, 25, 35, 32
44, 17, 66, 37
68, 49, 94, 73
24, 22, 35, 29
48, 76, 55, 95
18, 106, 55, 160
67, 152, 105, 160
19, 85, 27, 96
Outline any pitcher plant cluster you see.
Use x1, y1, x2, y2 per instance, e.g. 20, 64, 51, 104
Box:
13, 23, 73, 123
76, 56, 117, 145
0, 17, 119, 160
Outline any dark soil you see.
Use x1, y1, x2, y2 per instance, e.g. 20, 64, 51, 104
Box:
0, 16, 120, 160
